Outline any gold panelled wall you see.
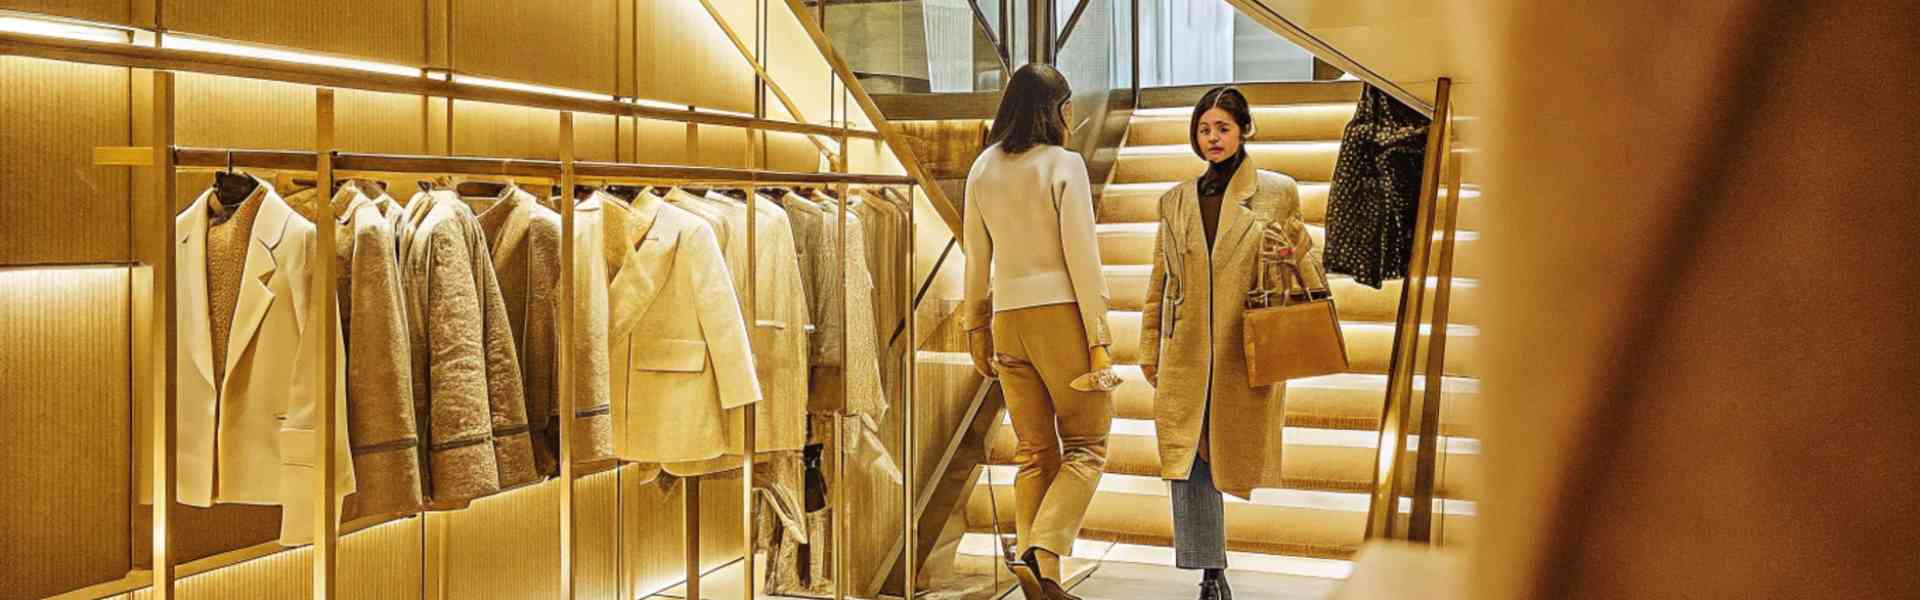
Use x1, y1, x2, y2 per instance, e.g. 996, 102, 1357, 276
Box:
622, 473, 747, 596
0, 268, 130, 599
763, 1, 835, 126
175, 74, 428, 154
0, 57, 130, 264
0, 0, 128, 24
118, 518, 423, 600
449, 101, 618, 161
574, 469, 621, 600
765, 132, 823, 172
451, 0, 617, 94
161, 0, 427, 66
633, 0, 755, 114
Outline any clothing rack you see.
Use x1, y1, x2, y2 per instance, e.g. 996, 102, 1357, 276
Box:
97, 71, 920, 600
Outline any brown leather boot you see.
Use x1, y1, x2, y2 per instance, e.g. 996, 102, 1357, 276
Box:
1040, 577, 1084, 600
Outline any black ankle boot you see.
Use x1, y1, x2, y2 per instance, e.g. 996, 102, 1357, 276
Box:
1198, 577, 1234, 600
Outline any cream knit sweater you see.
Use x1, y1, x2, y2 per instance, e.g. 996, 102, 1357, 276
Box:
962, 143, 1111, 347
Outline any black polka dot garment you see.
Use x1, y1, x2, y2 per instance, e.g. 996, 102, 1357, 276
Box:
1324, 85, 1432, 289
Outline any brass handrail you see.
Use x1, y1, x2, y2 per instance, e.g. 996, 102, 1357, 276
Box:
1364, 77, 1452, 540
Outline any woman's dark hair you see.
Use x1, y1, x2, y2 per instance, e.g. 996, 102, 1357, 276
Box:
1189, 86, 1256, 159
988, 63, 1073, 154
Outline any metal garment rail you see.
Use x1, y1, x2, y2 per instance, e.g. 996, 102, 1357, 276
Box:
98, 72, 917, 599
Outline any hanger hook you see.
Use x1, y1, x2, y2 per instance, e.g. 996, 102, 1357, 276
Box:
225, 149, 234, 173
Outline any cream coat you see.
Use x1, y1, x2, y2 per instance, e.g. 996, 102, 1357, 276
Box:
167, 184, 355, 546
1139, 165, 1325, 498
602, 194, 762, 470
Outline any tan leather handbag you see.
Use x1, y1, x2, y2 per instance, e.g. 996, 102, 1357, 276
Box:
1244, 238, 1349, 386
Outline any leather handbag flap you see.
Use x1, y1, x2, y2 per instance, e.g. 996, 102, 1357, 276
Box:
632, 338, 709, 373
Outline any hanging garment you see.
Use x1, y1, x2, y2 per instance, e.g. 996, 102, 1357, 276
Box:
602, 192, 762, 467
809, 197, 887, 418
399, 190, 536, 508
166, 180, 355, 546
328, 187, 425, 521
1323, 84, 1432, 289
477, 187, 615, 477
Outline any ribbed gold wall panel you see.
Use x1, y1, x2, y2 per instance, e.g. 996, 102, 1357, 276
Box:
763, 1, 834, 127
575, 469, 621, 600
0, 267, 129, 599
0, 56, 130, 265
162, 0, 426, 66
443, 479, 562, 599
624, 472, 745, 596
452, 0, 617, 94
177, 74, 427, 154
450, 100, 615, 161
848, 138, 905, 175
0, 0, 129, 25
117, 518, 422, 600
633, 0, 754, 114
764, 132, 821, 173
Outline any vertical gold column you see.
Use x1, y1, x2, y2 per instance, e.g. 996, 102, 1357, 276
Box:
1365, 77, 1452, 540
148, 68, 178, 600
558, 110, 579, 600
902, 185, 917, 600
312, 87, 340, 600
685, 475, 701, 600
831, 81, 851, 600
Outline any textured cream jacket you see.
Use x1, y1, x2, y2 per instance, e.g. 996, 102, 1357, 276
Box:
329, 188, 424, 520
1139, 165, 1326, 498
165, 184, 355, 546
962, 143, 1111, 346
602, 194, 761, 468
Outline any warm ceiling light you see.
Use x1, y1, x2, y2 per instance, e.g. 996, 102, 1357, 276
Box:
163, 34, 421, 78
0, 15, 129, 44
454, 75, 612, 102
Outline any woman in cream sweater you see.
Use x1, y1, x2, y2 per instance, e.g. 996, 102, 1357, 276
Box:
962, 63, 1115, 600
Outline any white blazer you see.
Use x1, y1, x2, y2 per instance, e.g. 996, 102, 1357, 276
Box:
160, 183, 355, 546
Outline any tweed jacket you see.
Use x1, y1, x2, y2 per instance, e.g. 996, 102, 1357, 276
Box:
603, 193, 762, 469
327, 188, 426, 520
1140, 165, 1326, 498
166, 183, 355, 546
806, 197, 887, 418
478, 188, 616, 477
400, 191, 537, 508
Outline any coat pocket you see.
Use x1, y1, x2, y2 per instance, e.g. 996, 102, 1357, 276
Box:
632, 338, 709, 373
1161, 272, 1183, 340
279, 428, 316, 467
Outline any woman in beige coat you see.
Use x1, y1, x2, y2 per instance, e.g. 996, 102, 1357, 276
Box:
1139, 86, 1325, 600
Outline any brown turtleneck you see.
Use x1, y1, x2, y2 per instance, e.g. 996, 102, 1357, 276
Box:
1196, 149, 1245, 251
206, 188, 265, 390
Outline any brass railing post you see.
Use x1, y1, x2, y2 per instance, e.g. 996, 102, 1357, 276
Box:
311, 86, 339, 600
557, 110, 577, 600
1408, 149, 1466, 542
1365, 77, 1452, 540
148, 68, 178, 600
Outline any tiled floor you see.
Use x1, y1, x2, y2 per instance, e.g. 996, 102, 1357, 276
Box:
649, 556, 1343, 600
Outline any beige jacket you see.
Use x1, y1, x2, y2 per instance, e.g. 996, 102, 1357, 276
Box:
807, 198, 887, 417
603, 194, 762, 469
400, 191, 537, 508
477, 188, 616, 476
329, 188, 425, 520
1139, 165, 1325, 498
165, 183, 355, 546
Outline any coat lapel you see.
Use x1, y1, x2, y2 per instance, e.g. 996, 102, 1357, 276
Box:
179, 190, 216, 392
1210, 163, 1262, 270
605, 194, 671, 343
222, 186, 291, 388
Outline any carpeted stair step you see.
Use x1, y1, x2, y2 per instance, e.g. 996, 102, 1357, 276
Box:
1125, 104, 1357, 147
1114, 142, 1341, 184
1104, 264, 1482, 325
1105, 366, 1480, 437
1105, 310, 1480, 378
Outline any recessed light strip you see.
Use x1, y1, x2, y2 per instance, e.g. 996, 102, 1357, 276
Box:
453, 74, 612, 102
162, 34, 421, 78
0, 14, 130, 44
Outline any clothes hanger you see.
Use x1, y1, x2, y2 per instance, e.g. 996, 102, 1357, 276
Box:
211, 150, 259, 211
604, 184, 644, 202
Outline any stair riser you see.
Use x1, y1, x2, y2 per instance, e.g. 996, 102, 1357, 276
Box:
1110, 378, 1479, 437
1115, 144, 1339, 184
1107, 311, 1481, 378
1125, 104, 1355, 147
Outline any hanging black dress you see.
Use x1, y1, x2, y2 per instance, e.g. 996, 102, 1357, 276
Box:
1323, 85, 1432, 289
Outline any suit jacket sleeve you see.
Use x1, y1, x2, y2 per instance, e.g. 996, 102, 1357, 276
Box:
686, 223, 762, 410
1056, 153, 1112, 347
424, 226, 501, 488
277, 230, 356, 545
344, 217, 423, 514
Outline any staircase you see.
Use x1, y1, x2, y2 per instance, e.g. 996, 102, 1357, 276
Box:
960, 82, 1482, 573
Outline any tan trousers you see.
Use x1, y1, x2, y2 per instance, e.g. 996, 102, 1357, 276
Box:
992, 302, 1112, 560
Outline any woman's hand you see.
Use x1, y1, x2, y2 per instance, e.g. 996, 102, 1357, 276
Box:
1140, 363, 1158, 387
968, 328, 997, 379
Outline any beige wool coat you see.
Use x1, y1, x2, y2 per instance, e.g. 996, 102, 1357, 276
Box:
602, 193, 762, 471
328, 188, 426, 520
1139, 165, 1325, 498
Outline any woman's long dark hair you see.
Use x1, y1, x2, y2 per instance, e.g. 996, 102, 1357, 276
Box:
988, 63, 1073, 154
